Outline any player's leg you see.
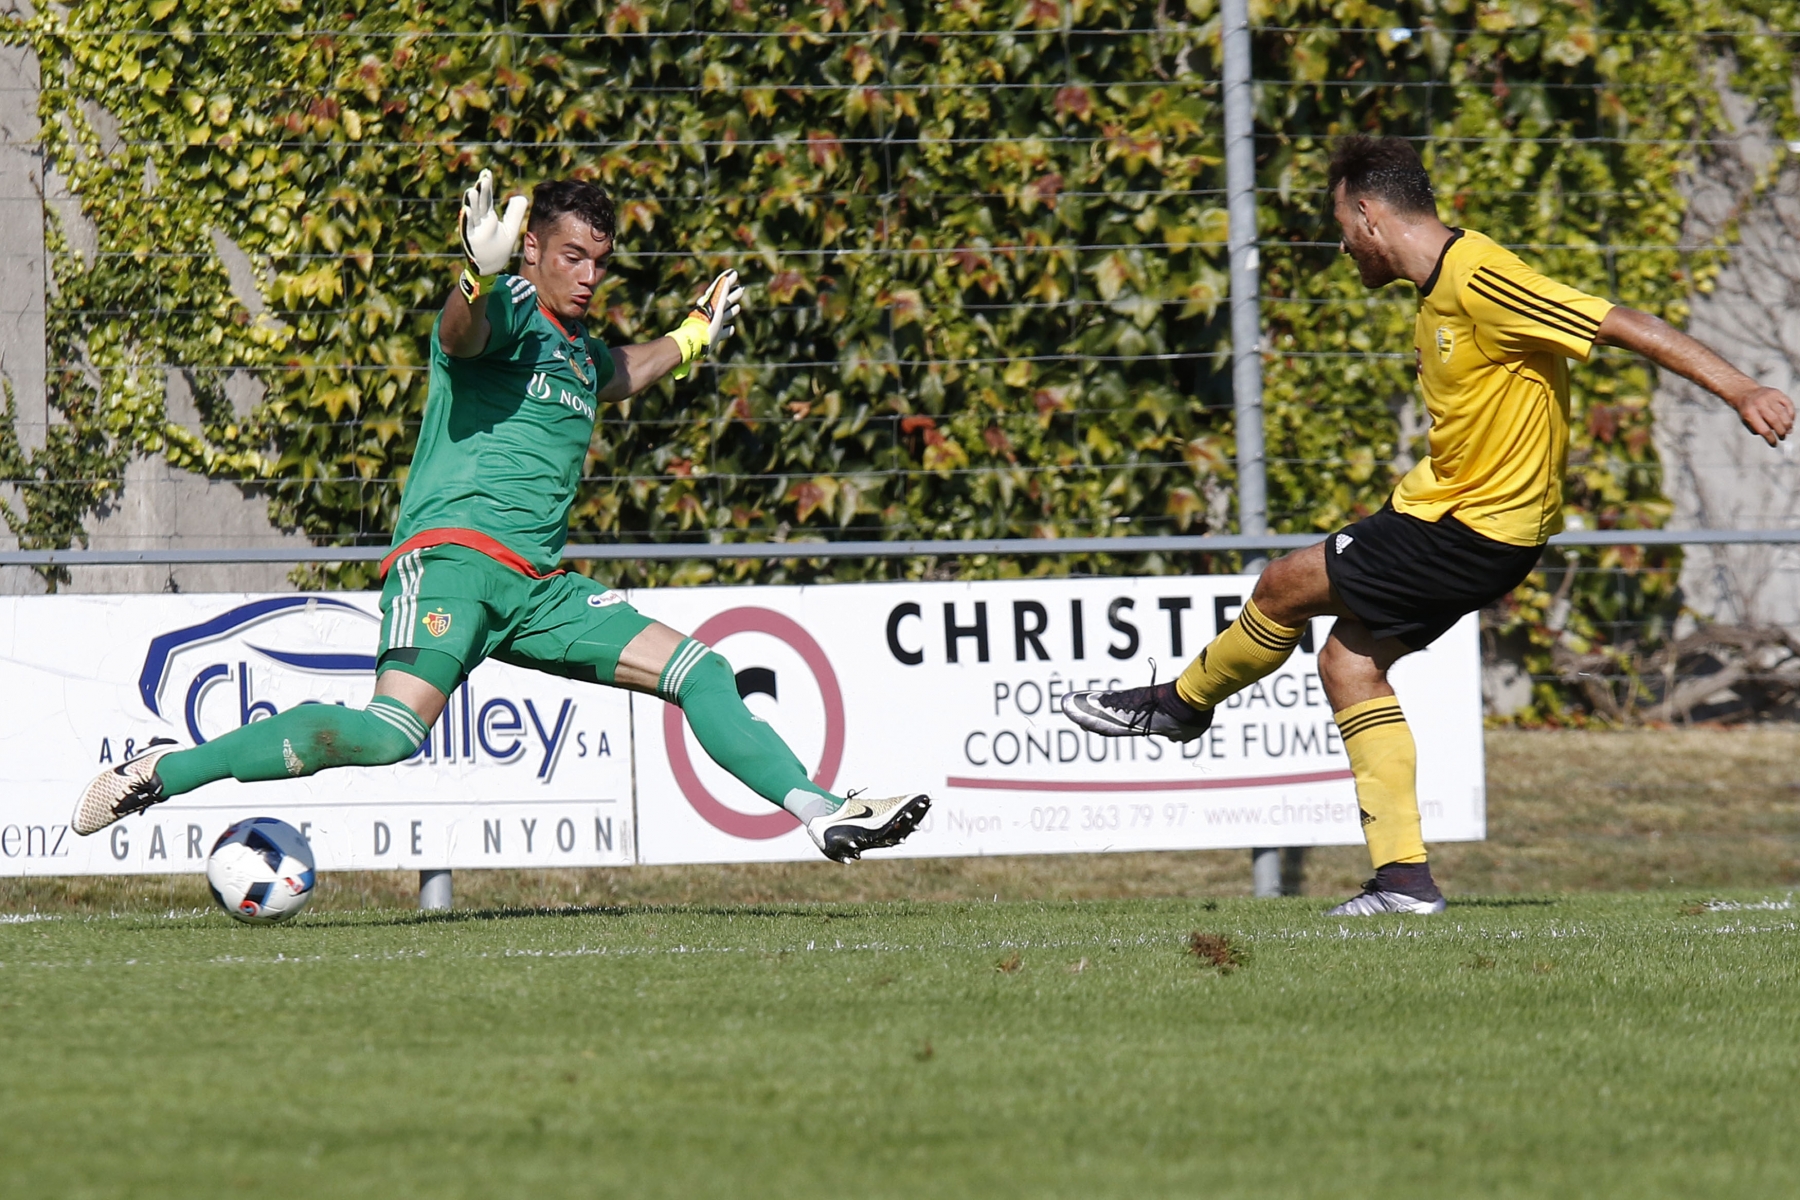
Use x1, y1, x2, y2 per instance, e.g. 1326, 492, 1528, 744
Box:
73, 549, 484, 836
620, 623, 929, 860
1308, 509, 1542, 912
500, 577, 928, 861
1313, 619, 1445, 916
617, 622, 838, 817
72, 682, 441, 837
1065, 541, 1342, 740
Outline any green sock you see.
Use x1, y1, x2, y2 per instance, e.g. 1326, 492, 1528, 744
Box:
153, 697, 430, 796
659, 639, 841, 822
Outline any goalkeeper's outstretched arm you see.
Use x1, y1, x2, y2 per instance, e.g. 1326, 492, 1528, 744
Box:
597, 270, 746, 404
441, 170, 527, 359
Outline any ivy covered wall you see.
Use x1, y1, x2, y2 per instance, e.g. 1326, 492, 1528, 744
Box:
4, 0, 1798, 711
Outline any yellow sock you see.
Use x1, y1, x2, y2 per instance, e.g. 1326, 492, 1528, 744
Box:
1173, 597, 1304, 710
1335, 696, 1427, 868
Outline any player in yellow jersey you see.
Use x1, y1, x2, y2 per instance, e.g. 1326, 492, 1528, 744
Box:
1067, 137, 1794, 914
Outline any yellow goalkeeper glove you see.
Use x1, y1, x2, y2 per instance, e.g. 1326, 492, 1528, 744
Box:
666, 269, 745, 380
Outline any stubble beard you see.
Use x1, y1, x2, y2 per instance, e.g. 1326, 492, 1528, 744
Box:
1352, 248, 1398, 290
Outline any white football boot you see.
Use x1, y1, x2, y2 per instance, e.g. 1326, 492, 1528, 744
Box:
72, 737, 180, 836
1325, 879, 1448, 916
805, 792, 931, 862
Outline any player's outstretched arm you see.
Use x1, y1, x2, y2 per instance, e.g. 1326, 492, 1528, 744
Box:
1595, 306, 1795, 446
440, 169, 528, 359
597, 269, 745, 404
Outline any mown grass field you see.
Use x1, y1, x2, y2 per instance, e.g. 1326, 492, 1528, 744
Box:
3, 894, 1798, 1198
2, 730, 1798, 1197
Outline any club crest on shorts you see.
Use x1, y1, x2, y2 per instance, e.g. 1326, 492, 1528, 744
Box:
1435, 325, 1455, 362
423, 609, 452, 638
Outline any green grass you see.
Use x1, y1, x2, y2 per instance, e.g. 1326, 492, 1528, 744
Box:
4, 893, 1799, 1198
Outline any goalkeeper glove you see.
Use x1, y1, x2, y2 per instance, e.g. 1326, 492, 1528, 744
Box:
665, 270, 745, 380
457, 169, 529, 302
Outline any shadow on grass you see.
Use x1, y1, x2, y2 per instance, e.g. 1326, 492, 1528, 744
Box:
293, 901, 919, 929
1448, 898, 1559, 909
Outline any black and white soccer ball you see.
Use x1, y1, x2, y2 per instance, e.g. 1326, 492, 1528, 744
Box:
206, 817, 316, 924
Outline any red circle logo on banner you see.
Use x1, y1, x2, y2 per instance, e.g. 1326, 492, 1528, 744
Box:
663, 607, 846, 839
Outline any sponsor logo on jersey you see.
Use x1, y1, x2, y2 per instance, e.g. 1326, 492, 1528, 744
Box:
1335, 534, 1354, 554
587, 592, 626, 608
1435, 326, 1454, 362
423, 610, 453, 638
527, 372, 551, 400
558, 388, 594, 419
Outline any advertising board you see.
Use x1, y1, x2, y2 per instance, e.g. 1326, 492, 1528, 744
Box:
629, 576, 1483, 864
0, 576, 1483, 875
0, 594, 634, 875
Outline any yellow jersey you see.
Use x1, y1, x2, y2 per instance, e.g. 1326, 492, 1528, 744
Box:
1391, 228, 1614, 547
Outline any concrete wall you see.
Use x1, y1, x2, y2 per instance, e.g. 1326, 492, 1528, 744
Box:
0, 34, 305, 596
0, 32, 45, 596
1651, 92, 1800, 634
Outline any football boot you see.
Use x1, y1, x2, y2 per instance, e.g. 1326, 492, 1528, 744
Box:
1325, 878, 1448, 917
72, 738, 179, 836
805, 792, 931, 862
1064, 681, 1213, 743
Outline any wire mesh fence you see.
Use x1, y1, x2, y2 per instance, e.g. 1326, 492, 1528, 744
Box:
1, 3, 1797, 720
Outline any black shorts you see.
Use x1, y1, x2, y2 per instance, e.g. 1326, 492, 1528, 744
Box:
1322, 506, 1543, 650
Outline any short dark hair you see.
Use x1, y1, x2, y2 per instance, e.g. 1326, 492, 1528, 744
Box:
1327, 137, 1437, 217
528, 178, 617, 241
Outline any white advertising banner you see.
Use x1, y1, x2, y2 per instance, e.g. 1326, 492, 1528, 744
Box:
629, 576, 1484, 865
0, 594, 634, 876
0, 576, 1483, 876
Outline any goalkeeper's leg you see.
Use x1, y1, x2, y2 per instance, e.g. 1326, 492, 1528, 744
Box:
608, 618, 930, 862
72, 670, 445, 836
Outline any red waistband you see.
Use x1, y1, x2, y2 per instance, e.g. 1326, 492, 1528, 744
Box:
379, 529, 566, 580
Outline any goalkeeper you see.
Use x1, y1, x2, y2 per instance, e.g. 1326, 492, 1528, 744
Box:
75, 172, 930, 863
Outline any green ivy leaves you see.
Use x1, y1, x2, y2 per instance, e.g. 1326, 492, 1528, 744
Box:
4, 0, 1792, 726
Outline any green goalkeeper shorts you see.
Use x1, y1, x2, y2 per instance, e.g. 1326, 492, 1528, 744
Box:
376, 543, 658, 696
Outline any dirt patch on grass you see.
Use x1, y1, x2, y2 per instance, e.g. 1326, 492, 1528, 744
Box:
1186, 931, 1246, 973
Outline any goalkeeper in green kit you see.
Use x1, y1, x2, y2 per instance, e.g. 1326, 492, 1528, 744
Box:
74, 171, 931, 862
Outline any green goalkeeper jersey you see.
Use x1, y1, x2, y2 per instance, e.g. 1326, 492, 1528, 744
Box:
389, 274, 616, 576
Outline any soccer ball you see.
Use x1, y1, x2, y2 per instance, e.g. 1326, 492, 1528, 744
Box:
206, 817, 316, 924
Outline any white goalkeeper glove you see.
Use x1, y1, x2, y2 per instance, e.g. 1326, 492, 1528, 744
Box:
457, 169, 529, 302
665, 270, 745, 380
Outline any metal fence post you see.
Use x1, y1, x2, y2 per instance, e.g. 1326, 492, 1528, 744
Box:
419, 869, 452, 911
1250, 846, 1281, 897
1224, 0, 1282, 897
1223, 0, 1265, 547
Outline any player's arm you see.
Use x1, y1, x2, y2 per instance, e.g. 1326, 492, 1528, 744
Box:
596, 270, 745, 404
597, 339, 683, 403
439, 170, 528, 359
1594, 308, 1795, 447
